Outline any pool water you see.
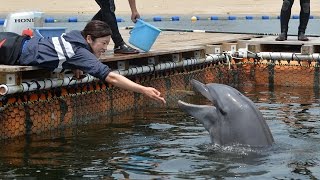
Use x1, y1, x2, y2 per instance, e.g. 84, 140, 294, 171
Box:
48, 14, 320, 36
0, 85, 319, 179
0, 13, 320, 179
2, 13, 318, 36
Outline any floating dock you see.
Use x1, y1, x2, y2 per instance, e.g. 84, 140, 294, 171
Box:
1, 30, 320, 140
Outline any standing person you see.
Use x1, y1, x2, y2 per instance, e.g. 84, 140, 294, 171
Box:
92, 0, 140, 54
0, 20, 166, 104
275, 0, 310, 41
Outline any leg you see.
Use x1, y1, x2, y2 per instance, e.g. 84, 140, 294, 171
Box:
276, 0, 294, 41
92, 0, 124, 46
298, 0, 310, 41
92, 0, 139, 53
92, 0, 103, 21
92, 9, 102, 21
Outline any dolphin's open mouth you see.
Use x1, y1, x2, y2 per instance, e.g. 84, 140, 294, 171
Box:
177, 79, 226, 116
177, 80, 219, 136
177, 79, 218, 116
178, 79, 213, 109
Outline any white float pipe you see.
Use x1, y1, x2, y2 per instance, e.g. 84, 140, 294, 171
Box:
230, 49, 320, 61
257, 52, 320, 61
115, 55, 225, 76
0, 75, 95, 96
0, 54, 227, 96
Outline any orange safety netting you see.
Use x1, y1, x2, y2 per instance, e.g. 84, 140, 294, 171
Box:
1, 58, 319, 140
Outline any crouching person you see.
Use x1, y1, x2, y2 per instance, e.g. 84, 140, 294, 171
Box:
0, 20, 166, 104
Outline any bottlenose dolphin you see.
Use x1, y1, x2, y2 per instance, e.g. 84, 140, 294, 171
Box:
178, 79, 274, 146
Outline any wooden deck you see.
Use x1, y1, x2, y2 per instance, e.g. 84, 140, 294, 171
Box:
0, 30, 254, 85
238, 35, 320, 54
100, 30, 255, 62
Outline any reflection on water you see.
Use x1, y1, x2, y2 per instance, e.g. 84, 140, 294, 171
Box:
0, 85, 320, 179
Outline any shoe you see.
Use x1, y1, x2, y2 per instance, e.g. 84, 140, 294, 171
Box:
275, 33, 287, 41
298, 32, 309, 41
114, 43, 139, 54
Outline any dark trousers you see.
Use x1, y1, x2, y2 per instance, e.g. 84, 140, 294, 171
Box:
92, 0, 124, 47
280, 0, 310, 33
0, 32, 28, 65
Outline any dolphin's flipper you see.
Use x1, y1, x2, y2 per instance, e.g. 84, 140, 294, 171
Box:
178, 100, 217, 132
190, 79, 213, 102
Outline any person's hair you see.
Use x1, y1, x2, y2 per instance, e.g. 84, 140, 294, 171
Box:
81, 20, 112, 41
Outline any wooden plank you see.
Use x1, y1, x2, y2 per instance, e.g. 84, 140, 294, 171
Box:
117, 30, 255, 48
206, 44, 222, 54
0, 65, 41, 72
239, 36, 320, 53
239, 36, 320, 45
0, 72, 22, 85
101, 30, 256, 62
100, 45, 206, 62
301, 45, 314, 55
247, 44, 261, 53
222, 42, 238, 52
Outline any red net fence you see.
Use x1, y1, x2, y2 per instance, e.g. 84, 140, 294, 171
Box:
1, 58, 319, 140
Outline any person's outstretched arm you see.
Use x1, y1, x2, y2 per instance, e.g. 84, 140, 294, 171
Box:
128, 0, 140, 23
105, 72, 166, 104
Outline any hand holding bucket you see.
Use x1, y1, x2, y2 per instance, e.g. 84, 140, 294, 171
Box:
129, 19, 161, 52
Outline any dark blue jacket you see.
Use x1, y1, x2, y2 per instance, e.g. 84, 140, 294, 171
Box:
19, 30, 111, 81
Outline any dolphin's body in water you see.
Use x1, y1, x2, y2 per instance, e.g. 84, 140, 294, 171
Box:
178, 80, 274, 146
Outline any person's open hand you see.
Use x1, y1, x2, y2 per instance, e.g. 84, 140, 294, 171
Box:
143, 87, 166, 104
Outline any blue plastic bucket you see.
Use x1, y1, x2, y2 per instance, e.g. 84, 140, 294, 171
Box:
129, 19, 161, 52
33, 27, 66, 38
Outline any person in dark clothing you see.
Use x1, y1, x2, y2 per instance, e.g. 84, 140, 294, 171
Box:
92, 0, 140, 54
276, 0, 310, 41
0, 32, 29, 65
0, 20, 166, 104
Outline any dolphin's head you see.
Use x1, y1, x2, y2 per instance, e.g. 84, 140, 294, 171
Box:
178, 79, 274, 146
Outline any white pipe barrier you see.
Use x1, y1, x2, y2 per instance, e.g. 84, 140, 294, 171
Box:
114, 54, 225, 76
0, 75, 95, 96
257, 52, 320, 61
231, 49, 320, 61
0, 54, 227, 96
